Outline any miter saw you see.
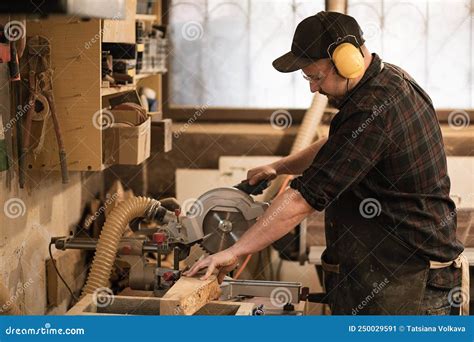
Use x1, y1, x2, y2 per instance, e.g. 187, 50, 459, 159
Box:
52, 179, 307, 314
52, 180, 271, 294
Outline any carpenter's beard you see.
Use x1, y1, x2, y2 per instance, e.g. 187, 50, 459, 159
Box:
327, 95, 346, 109
327, 79, 351, 108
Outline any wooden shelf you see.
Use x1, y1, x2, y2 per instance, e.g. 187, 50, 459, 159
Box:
101, 85, 136, 96
22, 0, 164, 172
136, 14, 157, 21
134, 72, 166, 81
135, 73, 153, 81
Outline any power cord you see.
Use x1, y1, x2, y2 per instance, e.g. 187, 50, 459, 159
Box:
48, 242, 79, 302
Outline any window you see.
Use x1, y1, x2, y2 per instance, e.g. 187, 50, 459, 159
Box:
168, 0, 324, 109
168, 0, 473, 109
348, 0, 473, 109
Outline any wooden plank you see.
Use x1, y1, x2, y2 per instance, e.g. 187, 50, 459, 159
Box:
152, 0, 162, 24
102, 0, 136, 43
195, 301, 254, 316
135, 73, 157, 81
101, 84, 137, 97
165, 107, 307, 123
66, 294, 253, 316
151, 119, 172, 153
135, 14, 157, 21
97, 295, 161, 315
441, 124, 474, 156
159, 275, 220, 315
25, 18, 103, 171
437, 109, 474, 123
65, 294, 96, 315
46, 249, 87, 307
318, 123, 474, 156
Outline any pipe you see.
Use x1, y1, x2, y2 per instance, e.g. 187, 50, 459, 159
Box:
326, 0, 347, 13
234, 254, 252, 279
264, 92, 328, 201
55, 237, 159, 253
81, 196, 160, 297
236, 94, 328, 279
291, 93, 329, 154
0, 279, 21, 315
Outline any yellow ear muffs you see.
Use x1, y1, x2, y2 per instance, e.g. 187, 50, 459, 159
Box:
332, 42, 364, 79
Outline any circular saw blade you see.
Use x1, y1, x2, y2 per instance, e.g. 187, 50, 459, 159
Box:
200, 210, 254, 254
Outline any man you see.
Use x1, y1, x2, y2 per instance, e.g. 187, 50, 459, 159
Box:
185, 11, 465, 315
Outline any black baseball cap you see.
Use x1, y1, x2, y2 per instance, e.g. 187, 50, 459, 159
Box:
273, 11, 365, 73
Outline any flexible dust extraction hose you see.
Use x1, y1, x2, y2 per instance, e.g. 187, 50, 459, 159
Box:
263, 92, 328, 201
0, 279, 21, 315
81, 196, 160, 298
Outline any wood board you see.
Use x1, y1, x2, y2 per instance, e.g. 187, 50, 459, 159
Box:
66, 294, 254, 316
159, 275, 220, 315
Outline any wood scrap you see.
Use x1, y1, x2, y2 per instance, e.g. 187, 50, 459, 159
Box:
159, 275, 220, 315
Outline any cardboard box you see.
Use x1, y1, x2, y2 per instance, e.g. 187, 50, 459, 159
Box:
151, 119, 172, 153
103, 110, 151, 165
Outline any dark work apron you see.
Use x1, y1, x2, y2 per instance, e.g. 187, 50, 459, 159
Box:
322, 190, 430, 315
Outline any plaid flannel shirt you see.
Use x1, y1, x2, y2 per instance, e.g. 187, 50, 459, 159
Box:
291, 54, 463, 287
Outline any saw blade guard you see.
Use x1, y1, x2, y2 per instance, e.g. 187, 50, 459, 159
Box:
181, 187, 268, 253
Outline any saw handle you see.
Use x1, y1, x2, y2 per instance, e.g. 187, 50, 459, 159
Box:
234, 179, 270, 196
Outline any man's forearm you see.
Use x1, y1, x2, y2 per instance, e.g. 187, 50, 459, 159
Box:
228, 188, 314, 257
272, 137, 328, 176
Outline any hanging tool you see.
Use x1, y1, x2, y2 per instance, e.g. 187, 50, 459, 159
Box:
22, 36, 68, 183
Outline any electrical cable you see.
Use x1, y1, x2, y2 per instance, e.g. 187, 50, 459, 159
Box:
234, 254, 252, 279
48, 242, 79, 302
233, 179, 292, 280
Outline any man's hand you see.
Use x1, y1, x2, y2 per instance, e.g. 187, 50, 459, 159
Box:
247, 163, 278, 185
183, 249, 239, 283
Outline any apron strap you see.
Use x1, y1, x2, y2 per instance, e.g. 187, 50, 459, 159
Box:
430, 253, 470, 315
